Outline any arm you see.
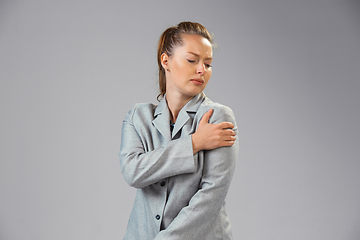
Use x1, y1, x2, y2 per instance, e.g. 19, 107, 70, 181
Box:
154, 106, 239, 240
119, 106, 197, 189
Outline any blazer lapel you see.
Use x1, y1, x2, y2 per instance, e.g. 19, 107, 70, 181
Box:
152, 97, 172, 142
171, 110, 190, 139
171, 93, 205, 139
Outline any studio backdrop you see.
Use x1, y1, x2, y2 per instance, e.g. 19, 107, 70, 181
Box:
1, 0, 359, 239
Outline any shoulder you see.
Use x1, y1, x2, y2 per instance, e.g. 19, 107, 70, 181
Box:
198, 96, 236, 125
124, 102, 157, 122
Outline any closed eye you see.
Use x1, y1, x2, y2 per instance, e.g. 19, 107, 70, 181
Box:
187, 59, 212, 68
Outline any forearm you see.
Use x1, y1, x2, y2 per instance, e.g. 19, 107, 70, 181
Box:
119, 113, 197, 188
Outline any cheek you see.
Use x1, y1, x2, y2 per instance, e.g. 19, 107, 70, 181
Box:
173, 63, 189, 78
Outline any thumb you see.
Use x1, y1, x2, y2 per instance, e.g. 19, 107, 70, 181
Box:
199, 108, 213, 125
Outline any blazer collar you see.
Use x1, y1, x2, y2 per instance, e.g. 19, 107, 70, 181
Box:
171, 93, 205, 138
152, 93, 206, 140
152, 96, 171, 141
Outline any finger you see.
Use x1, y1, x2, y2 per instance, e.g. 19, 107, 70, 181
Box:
200, 108, 213, 125
219, 140, 235, 147
221, 129, 236, 136
228, 136, 236, 141
220, 134, 236, 141
226, 141, 235, 146
218, 122, 234, 129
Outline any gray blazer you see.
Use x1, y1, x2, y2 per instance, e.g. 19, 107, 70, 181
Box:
119, 93, 239, 240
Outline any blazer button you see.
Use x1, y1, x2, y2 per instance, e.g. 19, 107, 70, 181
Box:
160, 181, 165, 187
156, 215, 161, 220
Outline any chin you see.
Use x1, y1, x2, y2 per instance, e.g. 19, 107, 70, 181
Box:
190, 85, 206, 94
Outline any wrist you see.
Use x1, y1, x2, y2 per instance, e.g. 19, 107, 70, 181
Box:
191, 133, 201, 154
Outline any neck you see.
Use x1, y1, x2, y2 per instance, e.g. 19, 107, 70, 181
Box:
165, 92, 194, 123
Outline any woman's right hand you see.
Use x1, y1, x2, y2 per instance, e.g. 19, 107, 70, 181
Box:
191, 109, 236, 154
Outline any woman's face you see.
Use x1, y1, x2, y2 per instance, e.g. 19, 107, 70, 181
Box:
162, 34, 213, 99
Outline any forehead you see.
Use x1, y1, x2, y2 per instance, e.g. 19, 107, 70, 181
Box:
177, 34, 213, 57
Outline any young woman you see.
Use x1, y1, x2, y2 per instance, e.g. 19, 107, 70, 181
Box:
119, 21, 239, 240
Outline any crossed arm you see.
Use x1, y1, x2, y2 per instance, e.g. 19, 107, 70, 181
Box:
119, 105, 238, 239
119, 106, 236, 188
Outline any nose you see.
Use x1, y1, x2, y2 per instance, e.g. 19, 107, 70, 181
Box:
196, 63, 205, 75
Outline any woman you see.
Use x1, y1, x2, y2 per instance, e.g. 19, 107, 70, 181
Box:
119, 21, 239, 240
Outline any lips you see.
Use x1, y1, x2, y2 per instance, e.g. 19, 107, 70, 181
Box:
190, 79, 204, 86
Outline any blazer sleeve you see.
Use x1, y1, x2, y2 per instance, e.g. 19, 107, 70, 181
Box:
119, 106, 197, 189
153, 105, 239, 240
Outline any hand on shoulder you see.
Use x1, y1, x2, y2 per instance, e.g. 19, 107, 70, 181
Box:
192, 108, 236, 154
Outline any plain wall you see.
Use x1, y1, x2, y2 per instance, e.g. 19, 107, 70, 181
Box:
1, 0, 359, 239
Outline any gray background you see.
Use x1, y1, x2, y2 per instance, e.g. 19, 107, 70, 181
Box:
1, 0, 359, 239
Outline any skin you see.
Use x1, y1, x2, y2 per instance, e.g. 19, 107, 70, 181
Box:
160, 34, 236, 154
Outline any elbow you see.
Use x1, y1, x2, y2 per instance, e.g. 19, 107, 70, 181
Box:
121, 168, 146, 189
125, 179, 141, 189
119, 154, 144, 188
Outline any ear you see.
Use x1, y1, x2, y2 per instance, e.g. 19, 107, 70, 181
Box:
160, 53, 169, 71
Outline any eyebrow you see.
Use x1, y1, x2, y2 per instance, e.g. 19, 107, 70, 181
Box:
187, 52, 213, 60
